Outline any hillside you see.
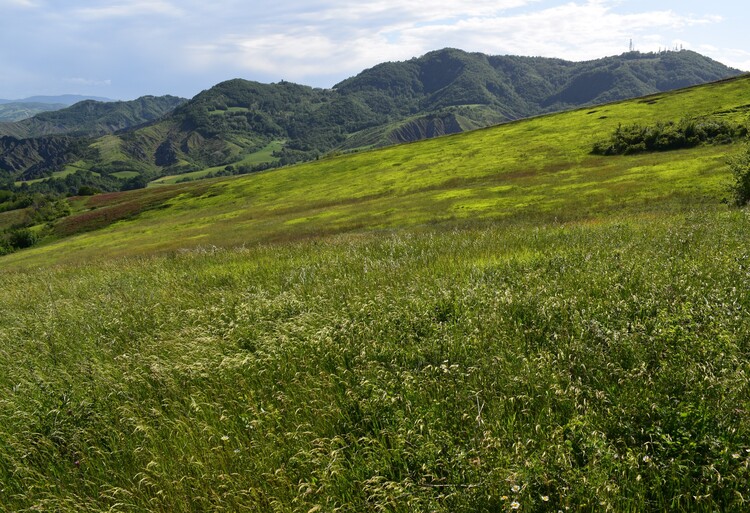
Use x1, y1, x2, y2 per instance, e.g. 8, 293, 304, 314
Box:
0, 94, 114, 105
0, 48, 740, 191
1, 73, 750, 512
0, 95, 187, 139
0, 95, 115, 122
4, 72, 749, 265
0, 102, 67, 122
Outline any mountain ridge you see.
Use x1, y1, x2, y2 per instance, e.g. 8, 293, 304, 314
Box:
0, 95, 187, 139
0, 48, 742, 191
0, 94, 114, 105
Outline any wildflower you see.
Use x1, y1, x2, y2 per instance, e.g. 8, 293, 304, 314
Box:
511, 484, 521, 493
221, 435, 230, 442
541, 495, 549, 502
510, 500, 520, 510
732, 453, 740, 459
642, 455, 650, 463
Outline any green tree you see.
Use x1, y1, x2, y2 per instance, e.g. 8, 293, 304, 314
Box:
729, 145, 750, 206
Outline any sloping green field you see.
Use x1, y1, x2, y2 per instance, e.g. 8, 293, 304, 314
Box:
1, 76, 750, 512
5, 76, 749, 268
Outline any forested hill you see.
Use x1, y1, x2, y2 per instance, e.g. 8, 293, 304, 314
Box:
0, 48, 741, 192
0, 95, 187, 139
119, 48, 745, 169
0, 95, 115, 122
0, 102, 67, 123
336, 48, 741, 120
144, 48, 745, 164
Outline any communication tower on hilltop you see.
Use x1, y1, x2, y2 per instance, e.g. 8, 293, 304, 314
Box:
629, 39, 634, 52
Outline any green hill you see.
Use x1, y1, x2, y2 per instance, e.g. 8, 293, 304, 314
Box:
0, 95, 114, 122
1, 69, 750, 513
4, 73, 748, 265
0, 102, 67, 122
0, 49, 740, 191
0, 95, 187, 139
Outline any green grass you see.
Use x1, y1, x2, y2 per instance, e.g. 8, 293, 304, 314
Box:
13, 165, 98, 186
110, 171, 140, 179
2, 76, 750, 511
2, 211, 750, 511
149, 140, 285, 186
0, 207, 26, 230
90, 134, 129, 164
6, 76, 749, 268
209, 106, 251, 115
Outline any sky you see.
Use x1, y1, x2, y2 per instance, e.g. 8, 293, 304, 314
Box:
1, 0, 748, 101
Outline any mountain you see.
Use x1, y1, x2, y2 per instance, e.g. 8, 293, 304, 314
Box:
336, 48, 742, 145
0, 95, 187, 139
0, 48, 741, 190
0, 95, 116, 122
0, 135, 89, 181
0, 94, 114, 105
0, 102, 67, 122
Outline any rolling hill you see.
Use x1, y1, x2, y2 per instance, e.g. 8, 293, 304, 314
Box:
0, 95, 187, 139
0, 94, 114, 105
0, 102, 67, 122
0, 48, 740, 191
1, 70, 750, 512
4, 71, 749, 265
0, 95, 116, 122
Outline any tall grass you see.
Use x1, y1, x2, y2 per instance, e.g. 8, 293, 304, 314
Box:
2, 207, 749, 511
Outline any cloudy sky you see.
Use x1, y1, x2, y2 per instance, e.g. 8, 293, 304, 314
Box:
1, 0, 748, 100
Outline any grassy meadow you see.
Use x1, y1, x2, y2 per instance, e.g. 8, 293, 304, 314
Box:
2, 76, 750, 511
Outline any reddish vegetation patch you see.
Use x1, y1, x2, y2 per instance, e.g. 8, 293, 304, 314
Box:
55, 183, 212, 237
84, 191, 129, 208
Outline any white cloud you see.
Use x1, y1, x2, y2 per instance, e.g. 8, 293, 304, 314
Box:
697, 46, 750, 72
0, 0, 743, 99
181, 0, 725, 86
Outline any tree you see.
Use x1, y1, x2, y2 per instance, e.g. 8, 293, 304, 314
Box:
729, 145, 750, 206
8, 228, 38, 249
727, 146, 750, 207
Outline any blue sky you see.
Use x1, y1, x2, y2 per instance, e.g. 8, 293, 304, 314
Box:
1, 0, 748, 100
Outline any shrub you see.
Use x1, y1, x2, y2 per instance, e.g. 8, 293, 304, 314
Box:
7, 228, 38, 249
593, 117, 746, 155
729, 145, 750, 206
77, 185, 100, 196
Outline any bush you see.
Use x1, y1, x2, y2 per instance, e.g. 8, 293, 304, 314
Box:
7, 228, 38, 249
77, 185, 100, 196
729, 145, 750, 206
593, 117, 746, 156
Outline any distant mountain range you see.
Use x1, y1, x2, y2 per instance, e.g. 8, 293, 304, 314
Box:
0, 48, 742, 189
0, 95, 187, 139
0, 95, 114, 106
0, 95, 117, 122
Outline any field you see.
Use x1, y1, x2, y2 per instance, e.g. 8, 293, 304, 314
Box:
148, 140, 285, 186
1, 76, 750, 511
